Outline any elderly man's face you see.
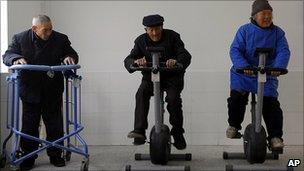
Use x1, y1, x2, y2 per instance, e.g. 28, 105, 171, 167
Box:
145, 25, 163, 42
254, 10, 273, 28
32, 22, 53, 41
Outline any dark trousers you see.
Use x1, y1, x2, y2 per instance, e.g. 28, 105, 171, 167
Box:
227, 90, 283, 140
134, 75, 185, 135
20, 96, 64, 158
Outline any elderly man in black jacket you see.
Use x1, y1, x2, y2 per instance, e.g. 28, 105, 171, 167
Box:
2, 14, 78, 170
124, 14, 191, 150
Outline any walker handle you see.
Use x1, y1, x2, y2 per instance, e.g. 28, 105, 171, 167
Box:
9, 64, 81, 72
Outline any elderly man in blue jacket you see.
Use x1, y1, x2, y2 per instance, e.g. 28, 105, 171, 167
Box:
2, 14, 78, 170
226, 0, 290, 151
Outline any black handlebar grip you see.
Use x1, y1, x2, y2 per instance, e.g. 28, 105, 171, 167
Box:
265, 68, 288, 75
129, 63, 152, 72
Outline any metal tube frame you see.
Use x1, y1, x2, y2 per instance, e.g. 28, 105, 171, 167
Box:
255, 53, 266, 133
2, 65, 89, 166
152, 52, 163, 133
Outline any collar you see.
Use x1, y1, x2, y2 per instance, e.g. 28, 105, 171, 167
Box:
31, 30, 36, 42
31, 29, 54, 43
250, 19, 274, 30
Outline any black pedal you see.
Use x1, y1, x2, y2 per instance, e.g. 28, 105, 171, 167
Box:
133, 138, 146, 145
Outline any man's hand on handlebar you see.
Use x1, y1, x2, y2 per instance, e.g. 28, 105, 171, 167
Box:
134, 57, 147, 67
166, 59, 177, 69
243, 69, 254, 76
63, 56, 75, 65
13, 58, 27, 65
270, 71, 281, 77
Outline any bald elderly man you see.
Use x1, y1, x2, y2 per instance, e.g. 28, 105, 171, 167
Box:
124, 14, 191, 150
2, 14, 78, 170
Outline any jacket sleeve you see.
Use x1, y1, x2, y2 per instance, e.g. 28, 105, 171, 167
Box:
273, 28, 290, 69
230, 26, 250, 69
2, 34, 24, 66
62, 35, 79, 64
173, 33, 191, 70
124, 39, 143, 73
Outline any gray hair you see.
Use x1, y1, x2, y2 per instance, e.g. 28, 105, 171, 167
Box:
32, 14, 51, 26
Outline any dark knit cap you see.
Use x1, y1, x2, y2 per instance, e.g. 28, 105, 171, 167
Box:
142, 14, 164, 27
251, 0, 273, 16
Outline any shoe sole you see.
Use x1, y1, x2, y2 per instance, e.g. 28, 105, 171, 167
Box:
133, 141, 146, 145
50, 162, 66, 167
20, 165, 34, 171
271, 146, 284, 150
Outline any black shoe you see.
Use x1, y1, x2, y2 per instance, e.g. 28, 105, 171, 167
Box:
127, 130, 146, 145
50, 156, 65, 167
20, 158, 35, 171
173, 134, 187, 150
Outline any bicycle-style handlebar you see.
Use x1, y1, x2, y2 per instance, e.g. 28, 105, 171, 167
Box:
236, 67, 288, 76
130, 62, 183, 73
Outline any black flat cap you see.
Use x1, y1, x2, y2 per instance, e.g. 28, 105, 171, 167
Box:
142, 14, 164, 27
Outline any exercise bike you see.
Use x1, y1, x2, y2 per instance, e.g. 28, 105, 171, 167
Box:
223, 48, 293, 171
125, 47, 191, 171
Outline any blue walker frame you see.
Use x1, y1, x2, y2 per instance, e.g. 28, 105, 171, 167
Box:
0, 64, 89, 170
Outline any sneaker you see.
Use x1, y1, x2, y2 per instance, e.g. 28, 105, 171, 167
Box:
270, 137, 284, 149
20, 158, 35, 171
173, 134, 187, 150
50, 156, 66, 167
226, 126, 241, 138
127, 130, 146, 145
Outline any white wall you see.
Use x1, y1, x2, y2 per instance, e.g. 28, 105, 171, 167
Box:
1, 1, 303, 146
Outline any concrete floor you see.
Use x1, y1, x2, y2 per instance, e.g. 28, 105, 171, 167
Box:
2, 145, 303, 171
